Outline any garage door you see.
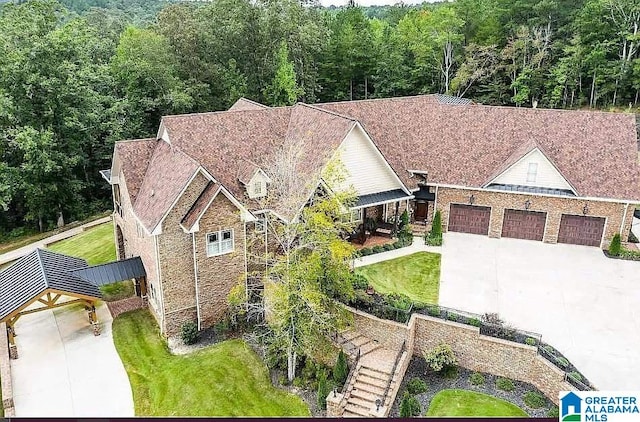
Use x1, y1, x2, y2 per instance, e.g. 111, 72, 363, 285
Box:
558, 214, 605, 247
448, 204, 491, 235
501, 209, 547, 241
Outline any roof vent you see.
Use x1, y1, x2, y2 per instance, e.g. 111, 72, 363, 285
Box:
150, 189, 155, 197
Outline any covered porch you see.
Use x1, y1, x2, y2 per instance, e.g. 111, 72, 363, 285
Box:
348, 189, 414, 245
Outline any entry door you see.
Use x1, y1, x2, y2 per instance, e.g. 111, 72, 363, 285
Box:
415, 202, 428, 221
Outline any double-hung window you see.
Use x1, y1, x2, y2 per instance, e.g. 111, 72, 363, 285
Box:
255, 217, 266, 233
206, 229, 234, 257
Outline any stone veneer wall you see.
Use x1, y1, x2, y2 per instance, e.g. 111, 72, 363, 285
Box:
0, 322, 15, 416
436, 187, 634, 246
349, 308, 574, 405
157, 172, 210, 335
194, 193, 246, 329
112, 170, 160, 326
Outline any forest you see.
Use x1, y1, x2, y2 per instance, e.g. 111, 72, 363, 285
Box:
0, 0, 638, 236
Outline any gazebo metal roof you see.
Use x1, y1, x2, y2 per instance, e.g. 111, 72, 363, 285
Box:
70, 257, 146, 287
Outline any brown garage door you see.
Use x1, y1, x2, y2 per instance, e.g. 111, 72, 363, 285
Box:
501, 209, 547, 241
558, 214, 605, 247
448, 204, 491, 235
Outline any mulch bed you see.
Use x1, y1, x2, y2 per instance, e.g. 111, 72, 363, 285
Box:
603, 249, 640, 261
390, 357, 557, 418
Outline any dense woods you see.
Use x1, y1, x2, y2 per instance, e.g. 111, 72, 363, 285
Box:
0, 0, 639, 236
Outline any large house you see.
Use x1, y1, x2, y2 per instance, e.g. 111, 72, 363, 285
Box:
107, 94, 640, 335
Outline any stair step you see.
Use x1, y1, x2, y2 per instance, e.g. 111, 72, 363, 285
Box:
339, 331, 360, 342
345, 404, 370, 417
350, 336, 373, 347
359, 366, 391, 380
350, 388, 381, 402
359, 341, 380, 355
347, 396, 375, 409
358, 374, 388, 388
343, 410, 365, 417
353, 381, 385, 395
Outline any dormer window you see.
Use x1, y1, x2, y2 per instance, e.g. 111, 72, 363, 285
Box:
526, 163, 538, 183
253, 181, 263, 197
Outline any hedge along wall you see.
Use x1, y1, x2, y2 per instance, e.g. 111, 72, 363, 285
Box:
0, 322, 15, 416
348, 307, 574, 405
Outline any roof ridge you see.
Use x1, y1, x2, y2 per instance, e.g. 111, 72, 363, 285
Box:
162, 107, 282, 120
115, 137, 156, 145
296, 102, 357, 122
235, 97, 270, 109
35, 248, 48, 287
316, 94, 435, 107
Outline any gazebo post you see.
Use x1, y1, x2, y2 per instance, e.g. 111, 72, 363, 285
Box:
86, 301, 100, 336
6, 322, 18, 359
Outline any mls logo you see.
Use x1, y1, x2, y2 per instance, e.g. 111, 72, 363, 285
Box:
561, 392, 582, 421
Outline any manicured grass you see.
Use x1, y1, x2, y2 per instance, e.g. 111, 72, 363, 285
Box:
100, 280, 135, 301
356, 252, 441, 303
427, 389, 527, 417
112, 309, 310, 416
47, 222, 115, 265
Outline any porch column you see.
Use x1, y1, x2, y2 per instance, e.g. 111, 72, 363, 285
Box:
360, 207, 368, 240
393, 201, 400, 235
87, 302, 101, 336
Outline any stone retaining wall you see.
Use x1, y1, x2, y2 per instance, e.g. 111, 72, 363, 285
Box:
347, 308, 574, 406
0, 322, 15, 416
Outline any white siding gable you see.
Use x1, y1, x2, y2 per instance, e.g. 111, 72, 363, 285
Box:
491, 148, 575, 192
335, 124, 406, 196
247, 171, 268, 199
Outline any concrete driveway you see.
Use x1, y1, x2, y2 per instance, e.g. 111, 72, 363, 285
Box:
10, 301, 134, 416
439, 232, 640, 391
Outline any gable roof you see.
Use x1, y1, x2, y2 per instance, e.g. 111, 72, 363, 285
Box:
132, 140, 201, 232
319, 96, 640, 200
113, 138, 156, 203
113, 95, 640, 233
0, 249, 101, 321
180, 181, 220, 231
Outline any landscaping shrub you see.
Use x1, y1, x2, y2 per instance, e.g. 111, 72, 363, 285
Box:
447, 312, 458, 321
470, 372, 485, 386
609, 233, 622, 256
333, 350, 349, 386
496, 377, 515, 392
525, 337, 537, 346
181, 321, 199, 345
386, 293, 413, 311
383, 243, 395, 251
569, 371, 583, 382
400, 209, 410, 230
431, 210, 442, 237
543, 345, 555, 355
372, 245, 384, 254
557, 357, 569, 368
301, 358, 317, 387
425, 233, 442, 246
443, 365, 459, 380
406, 378, 428, 395
426, 305, 441, 317
400, 392, 421, 417
292, 377, 304, 388
523, 391, 547, 409
548, 406, 560, 417
351, 273, 369, 290
468, 318, 481, 327
360, 247, 372, 256
423, 343, 457, 373
317, 371, 330, 410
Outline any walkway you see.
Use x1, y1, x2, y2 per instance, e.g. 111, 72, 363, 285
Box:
10, 301, 134, 416
353, 236, 441, 269
0, 216, 112, 266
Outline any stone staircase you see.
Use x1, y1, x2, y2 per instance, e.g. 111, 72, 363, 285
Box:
333, 330, 406, 417
410, 222, 429, 236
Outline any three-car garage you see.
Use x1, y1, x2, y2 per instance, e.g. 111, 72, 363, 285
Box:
446, 203, 607, 247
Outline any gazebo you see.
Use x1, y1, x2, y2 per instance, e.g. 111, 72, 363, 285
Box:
0, 249, 103, 359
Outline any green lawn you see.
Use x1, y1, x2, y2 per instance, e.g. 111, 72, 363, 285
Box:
112, 309, 310, 416
356, 252, 441, 303
427, 389, 527, 417
47, 222, 116, 265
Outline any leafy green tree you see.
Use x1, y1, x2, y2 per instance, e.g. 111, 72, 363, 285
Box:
263, 41, 301, 106
317, 370, 330, 410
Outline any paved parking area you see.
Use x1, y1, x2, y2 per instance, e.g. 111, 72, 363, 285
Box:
439, 232, 640, 390
10, 301, 134, 416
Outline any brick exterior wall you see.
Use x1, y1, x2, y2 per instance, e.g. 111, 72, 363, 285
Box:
112, 169, 160, 325
346, 309, 575, 405
436, 186, 634, 247
157, 172, 210, 335
0, 322, 15, 416
194, 193, 247, 329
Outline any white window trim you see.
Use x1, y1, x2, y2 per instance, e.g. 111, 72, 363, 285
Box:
526, 162, 538, 183
351, 208, 363, 223
206, 229, 235, 257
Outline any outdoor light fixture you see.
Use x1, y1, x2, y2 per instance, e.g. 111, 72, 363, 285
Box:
469, 194, 475, 205
376, 398, 382, 412
583, 204, 589, 215
524, 199, 531, 210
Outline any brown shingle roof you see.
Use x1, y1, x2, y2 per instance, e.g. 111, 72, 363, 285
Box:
228, 97, 270, 112
319, 96, 640, 200
181, 181, 220, 231
133, 140, 200, 231
113, 138, 156, 203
